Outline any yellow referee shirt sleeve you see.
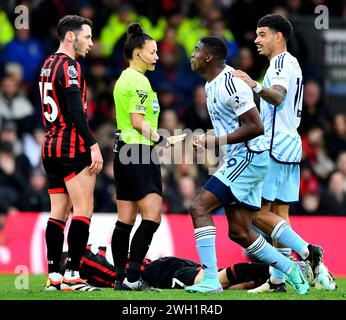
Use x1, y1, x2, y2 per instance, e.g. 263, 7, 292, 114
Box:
128, 85, 149, 115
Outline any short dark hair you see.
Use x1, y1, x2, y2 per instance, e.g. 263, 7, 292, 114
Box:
257, 14, 293, 40
200, 36, 227, 62
124, 22, 153, 59
57, 15, 92, 41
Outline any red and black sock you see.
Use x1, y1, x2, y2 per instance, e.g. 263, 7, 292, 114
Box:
65, 216, 90, 272
127, 219, 159, 282
111, 220, 133, 280
46, 217, 66, 274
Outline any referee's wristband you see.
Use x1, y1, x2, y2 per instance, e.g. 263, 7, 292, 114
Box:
253, 81, 263, 93
154, 135, 169, 147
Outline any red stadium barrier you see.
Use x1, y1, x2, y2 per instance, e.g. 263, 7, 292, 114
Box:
0, 212, 345, 276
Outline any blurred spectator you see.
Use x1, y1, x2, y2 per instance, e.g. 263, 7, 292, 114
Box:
159, 109, 184, 135
0, 75, 36, 136
336, 152, 346, 192
2, 28, 44, 88
40, 24, 59, 57
207, 14, 239, 64
302, 126, 334, 180
23, 128, 44, 169
0, 121, 22, 156
23, 167, 50, 212
95, 121, 116, 152
159, 26, 189, 70
4, 63, 24, 86
168, 175, 197, 214
171, 150, 210, 189
300, 81, 332, 135
226, 0, 271, 47
326, 113, 346, 162
300, 161, 320, 197
149, 36, 203, 101
100, 4, 163, 58
94, 155, 117, 212
233, 46, 263, 81
78, 1, 112, 38
297, 192, 323, 215
87, 57, 113, 100
88, 91, 114, 133
182, 85, 212, 132
302, 126, 322, 164
284, 0, 303, 14
273, 5, 309, 71
320, 170, 346, 216
0, 122, 32, 180
161, 165, 180, 214
157, 84, 183, 114
0, 6, 14, 48
0, 141, 29, 221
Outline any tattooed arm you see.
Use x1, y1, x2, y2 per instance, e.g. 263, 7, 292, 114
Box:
233, 70, 287, 106
258, 85, 286, 106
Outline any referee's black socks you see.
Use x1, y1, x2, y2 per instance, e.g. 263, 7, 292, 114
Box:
111, 220, 133, 280
127, 219, 160, 282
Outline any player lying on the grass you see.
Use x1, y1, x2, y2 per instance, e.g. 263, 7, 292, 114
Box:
58, 245, 336, 291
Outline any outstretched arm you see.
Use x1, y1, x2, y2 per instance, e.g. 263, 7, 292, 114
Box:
196, 107, 264, 148
233, 69, 286, 106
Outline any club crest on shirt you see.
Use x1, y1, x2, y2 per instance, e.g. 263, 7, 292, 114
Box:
68, 65, 78, 79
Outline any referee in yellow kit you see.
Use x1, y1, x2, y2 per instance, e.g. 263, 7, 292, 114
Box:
111, 22, 185, 291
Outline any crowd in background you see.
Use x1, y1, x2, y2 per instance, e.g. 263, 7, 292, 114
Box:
0, 0, 345, 223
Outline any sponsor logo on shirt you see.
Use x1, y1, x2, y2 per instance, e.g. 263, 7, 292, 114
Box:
68, 79, 79, 85
136, 105, 146, 112
234, 101, 246, 110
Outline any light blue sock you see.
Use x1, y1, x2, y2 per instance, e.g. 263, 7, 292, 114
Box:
246, 235, 293, 274
271, 221, 309, 259
270, 248, 292, 284
195, 226, 218, 279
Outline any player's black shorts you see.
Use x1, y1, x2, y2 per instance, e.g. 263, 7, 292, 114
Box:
113, 142, 162, 201
142, 257, 201, 289
42, 152, 91, 194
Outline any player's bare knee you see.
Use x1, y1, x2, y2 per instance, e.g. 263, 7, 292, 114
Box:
142, 212, 161, 224
72, 202, 93, 216
228, 228, 250, 247
190, 200, 205, 220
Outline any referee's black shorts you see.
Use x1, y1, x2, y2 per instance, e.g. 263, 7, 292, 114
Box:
113, 142, 162, 201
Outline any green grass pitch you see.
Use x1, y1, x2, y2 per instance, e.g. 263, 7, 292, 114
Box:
0, 275, 346, 300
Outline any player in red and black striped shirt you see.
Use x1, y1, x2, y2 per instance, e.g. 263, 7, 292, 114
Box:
40, 15, 103, 292
71, 245, 271, 290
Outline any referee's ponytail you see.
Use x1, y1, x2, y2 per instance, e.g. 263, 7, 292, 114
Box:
124, 22, 153, 60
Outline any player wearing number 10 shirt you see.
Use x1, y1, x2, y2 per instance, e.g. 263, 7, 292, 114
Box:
234, 14, 327, 294
39, 15, 103, 292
